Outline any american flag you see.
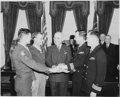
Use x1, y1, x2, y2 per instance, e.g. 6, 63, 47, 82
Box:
93, 10, 98, 30
42, 3, 48, 51
93, 1, 99, 31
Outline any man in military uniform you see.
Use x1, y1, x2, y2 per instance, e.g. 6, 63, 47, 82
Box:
82, 30, 107, 96
11, 28, 65, 96
57, 30, 90, 96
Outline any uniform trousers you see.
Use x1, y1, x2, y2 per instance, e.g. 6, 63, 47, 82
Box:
32, 72, 47, 96
15, 76, 32, 96
50, 81, 68, 96
72, 82, 84, 96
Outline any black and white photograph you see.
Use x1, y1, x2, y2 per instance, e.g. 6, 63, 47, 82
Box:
0, 0, 119, 96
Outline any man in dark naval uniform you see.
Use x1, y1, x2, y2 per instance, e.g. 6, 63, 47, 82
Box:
82, 30, 107, 96
69, 30, 90, 96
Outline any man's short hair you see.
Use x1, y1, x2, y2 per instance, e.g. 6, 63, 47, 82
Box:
31, 32, 42, 40
100, 33, 105, 36
88, 30, 100, 39
106, 35, 111, 39
30, 32, 42, 45
18, 28, 31, 39
75, 30, 87, 40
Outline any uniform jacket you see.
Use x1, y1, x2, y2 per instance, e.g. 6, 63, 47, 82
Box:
82, 45, 107, 94
71, 43, 90, 83
29, 46, 46, 70
11, 44, 49, 79
46, 44, 71, 82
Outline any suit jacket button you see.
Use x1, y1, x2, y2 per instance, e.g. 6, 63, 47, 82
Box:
87, 66, 88, 68
78, 70, 79, 72
85, 78, 86, 80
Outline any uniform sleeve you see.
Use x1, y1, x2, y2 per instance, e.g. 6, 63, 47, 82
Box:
92, 51, 107, 93
45, 47, 54, 67
67, 48, 89, 71
17, 50, 49, 73
64, 47, 72, 65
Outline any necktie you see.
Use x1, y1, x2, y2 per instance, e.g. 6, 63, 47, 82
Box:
57, 46, 60, 51
40, 45, 43, 54
106, 44, 109, 49
90, 49, 92, 53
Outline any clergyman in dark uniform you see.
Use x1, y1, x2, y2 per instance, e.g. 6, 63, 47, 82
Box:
104, 35, 116, 82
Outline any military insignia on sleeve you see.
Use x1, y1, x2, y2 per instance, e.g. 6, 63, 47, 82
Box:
21, 51, 25, 56
64, 51, 68, 54
79, 52, 84, 54
89, 57, 95, 60
24, 56, 29, 61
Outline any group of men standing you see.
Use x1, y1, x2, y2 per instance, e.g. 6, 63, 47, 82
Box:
100, 33, 119, 82
11, 28, 110, 96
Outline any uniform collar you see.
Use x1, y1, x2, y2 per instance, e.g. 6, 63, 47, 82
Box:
18, 43, 31, 54
78, 42, 87, 50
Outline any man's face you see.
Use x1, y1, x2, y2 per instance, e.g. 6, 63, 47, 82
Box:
34, 34, 43, 45
75, 32, 83, 45
86, 33, 94, 47
100, 34, 105, 41
24, 33, 31, 44
105, 36, 111, 44
54, 33, 62, 46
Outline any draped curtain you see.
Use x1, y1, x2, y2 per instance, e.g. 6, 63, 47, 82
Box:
3, 2, 19, 67
51, 5, 66, 44
73, 5, 88, 32
99, 4, 114, 35
26, 4, 41, 34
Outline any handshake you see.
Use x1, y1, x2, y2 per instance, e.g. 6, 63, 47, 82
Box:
49, 63, 69, 73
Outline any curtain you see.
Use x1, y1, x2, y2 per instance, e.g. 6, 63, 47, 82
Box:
99, 4, 114, 35
3, 2, 19, 67
26, 4, 41, 34
51, 5, 66, 44
73, 5, 88, 32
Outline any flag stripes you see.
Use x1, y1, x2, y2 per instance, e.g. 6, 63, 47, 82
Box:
42, 3, 48, 51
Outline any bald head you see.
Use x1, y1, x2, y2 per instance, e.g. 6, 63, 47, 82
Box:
54, 32, 63, 46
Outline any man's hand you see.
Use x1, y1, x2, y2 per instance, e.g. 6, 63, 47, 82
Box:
49, 63, 69, 73
58, 63, 69, 73
31, 81, 35, 91
90, 91, 97, 97
49, 66, 65, 73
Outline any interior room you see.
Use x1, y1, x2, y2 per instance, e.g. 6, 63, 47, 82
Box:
0, 0, 119, 96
